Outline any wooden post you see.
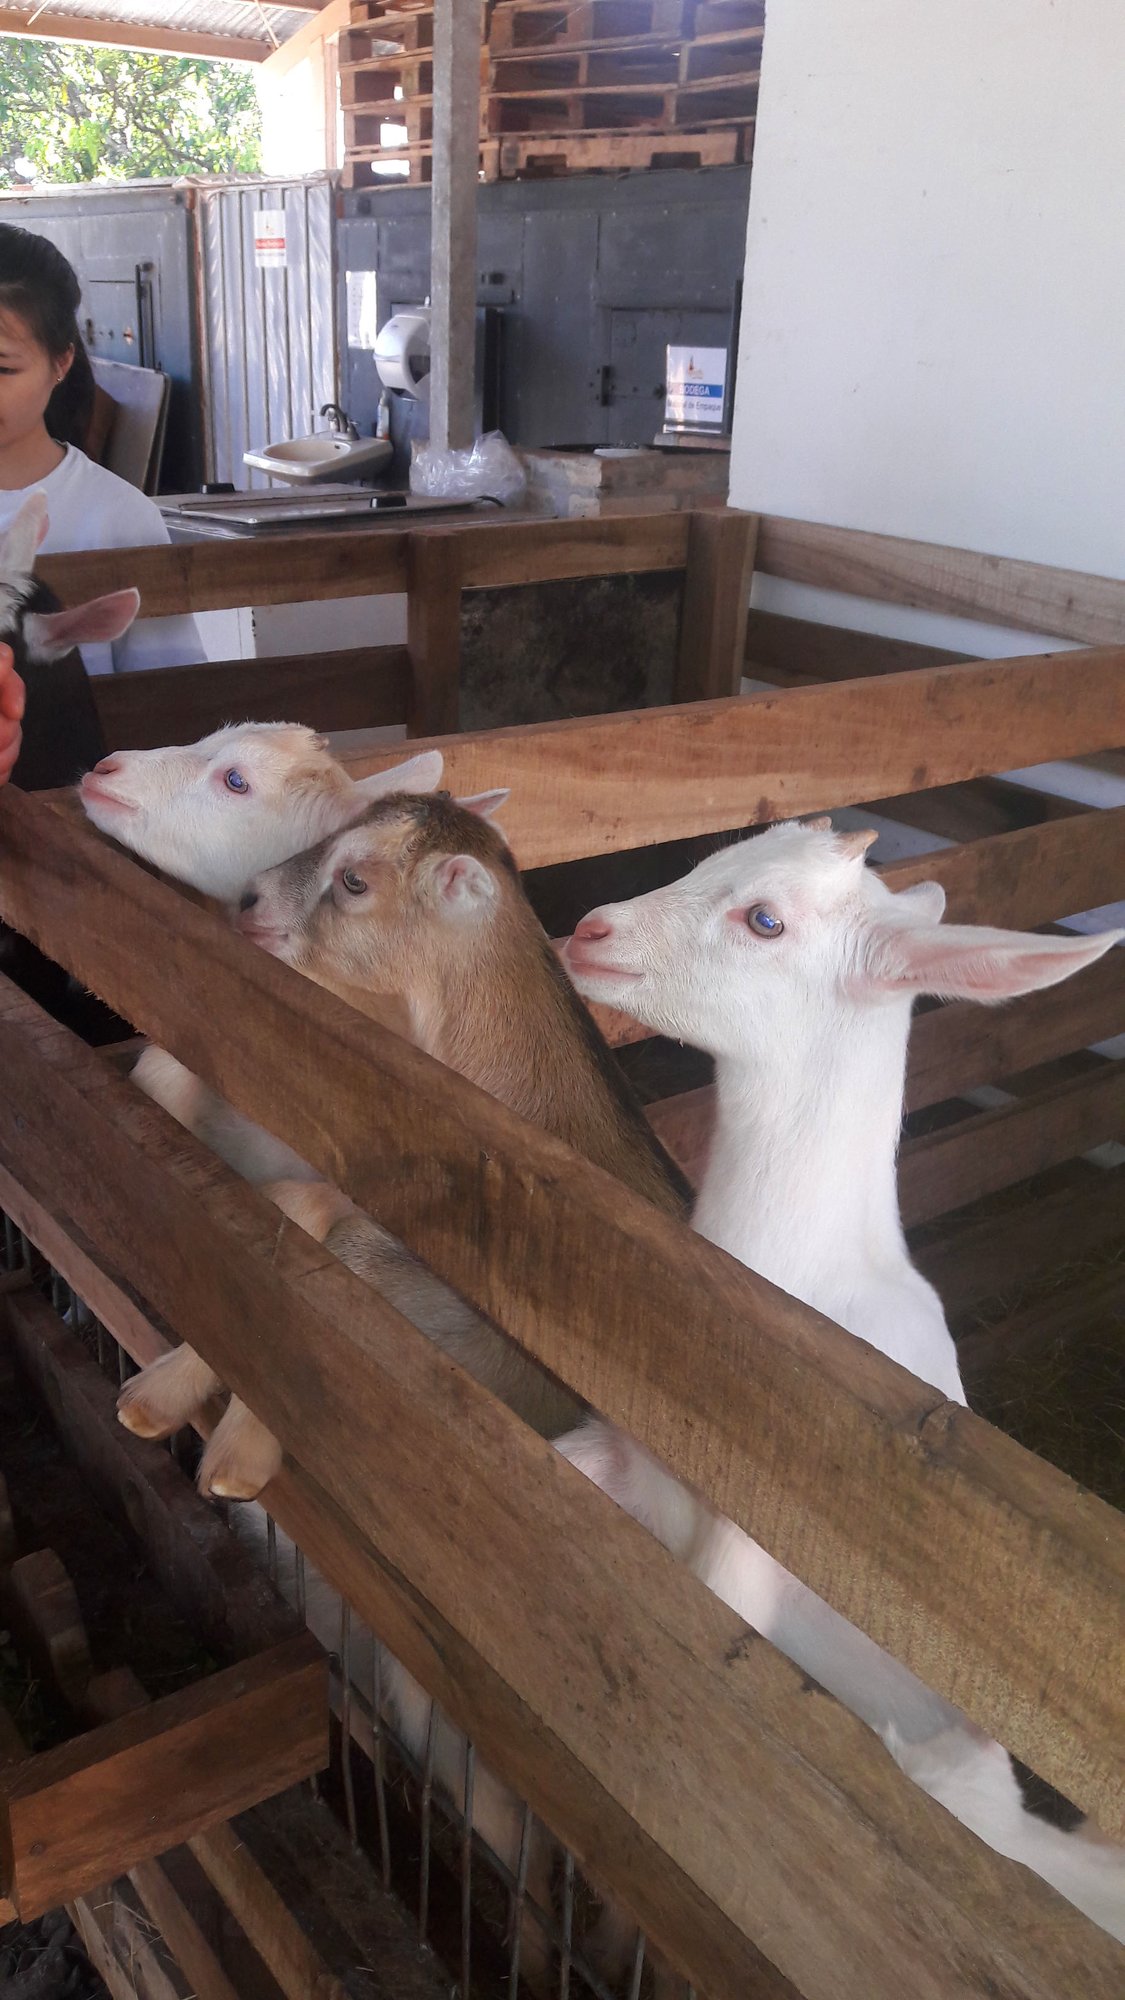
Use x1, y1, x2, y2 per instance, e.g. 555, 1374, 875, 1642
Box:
673, 508, 759, 704
430, 0, 481, 454
406, 532, 464, 734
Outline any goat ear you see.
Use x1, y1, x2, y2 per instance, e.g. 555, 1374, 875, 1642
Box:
24, 588, 140, 661
432, 852, 496, 915
356, 749, 444, 800
803, 814, 833, 833
836, 827, 878, 862
893, 879, 947, 923
456, 788, 509, 821
865, 919, 1121, 1003
0, 491, 50, 580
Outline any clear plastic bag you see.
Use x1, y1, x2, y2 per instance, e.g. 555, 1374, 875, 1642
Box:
409, 430, 527, 504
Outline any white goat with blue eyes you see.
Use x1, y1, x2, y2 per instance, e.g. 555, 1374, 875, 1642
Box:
563, 817, 1125, 1943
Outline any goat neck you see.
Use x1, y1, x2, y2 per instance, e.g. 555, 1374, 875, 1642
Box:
413, 896, 687, 1218
694, 993, 914, 1310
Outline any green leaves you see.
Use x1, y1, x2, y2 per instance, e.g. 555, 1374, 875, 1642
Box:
0, 40, 262, 187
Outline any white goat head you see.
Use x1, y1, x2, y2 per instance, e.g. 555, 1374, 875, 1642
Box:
565, 818, 1121, 1060
79, 724, 444, 901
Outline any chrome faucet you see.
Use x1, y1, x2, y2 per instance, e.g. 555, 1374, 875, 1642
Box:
319, 401, 359, 441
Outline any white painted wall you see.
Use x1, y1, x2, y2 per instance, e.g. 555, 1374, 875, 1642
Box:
729, 0, 1125, 647
257, 44, 334, 178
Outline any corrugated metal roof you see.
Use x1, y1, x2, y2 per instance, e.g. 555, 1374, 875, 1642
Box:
7, 0, 314, 54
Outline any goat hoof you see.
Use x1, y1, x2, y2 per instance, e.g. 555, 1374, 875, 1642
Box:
117, 1383, 175, 1440
200, 1467, 266, 1503
197, 1433, 282, 1504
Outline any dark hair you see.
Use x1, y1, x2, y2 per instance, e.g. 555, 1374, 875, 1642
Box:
0, 223, 95, 450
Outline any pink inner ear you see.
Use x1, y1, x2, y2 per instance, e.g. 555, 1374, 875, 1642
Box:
25, 588, 141, 658
871, 919, 1120, 1003
456, 788, 509, 821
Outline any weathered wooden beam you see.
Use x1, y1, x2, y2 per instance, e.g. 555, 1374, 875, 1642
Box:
344, 647, 1125, 864
912, 1166, 1124, 1312
38, 511, 692, 618
90, 647, 412, 753
406, 533, 463, 734
0, 988, 1119, 1997
429, 0, 482, 454
745, 606, 972, 685
756, 516, 1125, 646
0, 806, 1122, 1834
0, 8, 274, 61
674, 510, 759, 703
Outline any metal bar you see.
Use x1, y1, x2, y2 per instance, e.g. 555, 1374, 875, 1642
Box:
559, 1847, 575, 2000
460, 1741, 475, 1996
418, 1701, 438, 1943
370, 1637, 393, 1889
339, 1601, 359, 1847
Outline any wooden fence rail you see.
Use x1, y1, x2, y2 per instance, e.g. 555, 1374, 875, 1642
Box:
0, 974, 1121, 2000
342, 646, 1125, 864
0, 783, 1121, 1847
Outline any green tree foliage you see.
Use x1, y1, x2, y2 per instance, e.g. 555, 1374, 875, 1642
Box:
0, 39, 262, 187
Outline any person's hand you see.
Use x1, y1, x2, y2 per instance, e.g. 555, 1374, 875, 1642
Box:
0, 643, 25, 784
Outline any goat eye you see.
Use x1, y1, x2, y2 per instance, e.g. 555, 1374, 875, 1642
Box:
746, 904, 784, 938
341, 867, 368, 896
224, 769, 248, 793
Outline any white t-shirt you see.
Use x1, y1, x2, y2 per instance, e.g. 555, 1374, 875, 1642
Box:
0, 446, 206, 676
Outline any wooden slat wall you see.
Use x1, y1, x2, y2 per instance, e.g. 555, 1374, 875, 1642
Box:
0, 787, 1121, 1846
0, 978, 1120, 2000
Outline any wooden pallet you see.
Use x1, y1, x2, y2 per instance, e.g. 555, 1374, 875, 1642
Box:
491, 39, 682, 92
490, 0, 686, 53
342, 2, 487, 67
496, 124, 749, 175
487, 74, 757, 133
342, 140, 501, 189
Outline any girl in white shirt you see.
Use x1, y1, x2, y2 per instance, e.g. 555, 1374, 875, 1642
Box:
0, 222, 204, 676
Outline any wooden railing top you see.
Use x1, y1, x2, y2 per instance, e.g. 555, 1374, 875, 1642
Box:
38, 508, 696, 618
756, 516, 1125, 647
0, 781, 1122, 1847
38, 506, 1125, 647
347, 645, 1125, 866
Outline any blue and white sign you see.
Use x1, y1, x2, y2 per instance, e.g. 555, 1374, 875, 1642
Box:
664, 345, 727, 430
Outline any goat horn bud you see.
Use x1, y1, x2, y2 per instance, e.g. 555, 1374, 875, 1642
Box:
836, 828, 879, 860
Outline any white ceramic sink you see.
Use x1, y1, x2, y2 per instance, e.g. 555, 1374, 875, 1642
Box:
243, 432, 393, 484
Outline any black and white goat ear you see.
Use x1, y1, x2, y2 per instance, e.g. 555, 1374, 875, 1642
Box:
24, 588, 140, 663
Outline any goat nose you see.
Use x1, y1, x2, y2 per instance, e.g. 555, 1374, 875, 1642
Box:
92, 755, 122, 776
239, 890, 259, 913
572, 913, 613, 943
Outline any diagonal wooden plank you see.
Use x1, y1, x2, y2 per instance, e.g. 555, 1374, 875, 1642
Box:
0, 986, 1121, 1998
0, 790, 1122, 1836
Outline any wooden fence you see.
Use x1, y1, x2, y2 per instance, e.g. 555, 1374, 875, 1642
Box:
2, 507, 1123, 1999
41, 507, 757, 748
